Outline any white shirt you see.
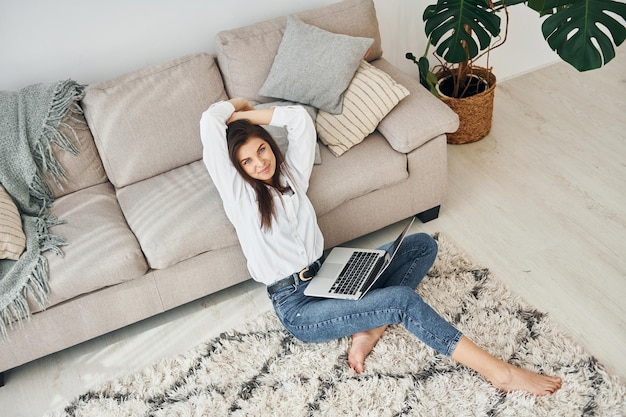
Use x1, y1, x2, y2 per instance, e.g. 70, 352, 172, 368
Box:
200, 101, 324, 285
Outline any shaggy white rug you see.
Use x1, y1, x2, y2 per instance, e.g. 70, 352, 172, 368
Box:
46, 234, 625, 417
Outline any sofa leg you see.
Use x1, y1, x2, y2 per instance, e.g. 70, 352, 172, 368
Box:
0, 371, 4, 388
416, 205, 440, 223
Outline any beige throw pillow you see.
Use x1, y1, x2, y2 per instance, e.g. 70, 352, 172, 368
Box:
316, 60, 410, 157
0, 184, 26, 260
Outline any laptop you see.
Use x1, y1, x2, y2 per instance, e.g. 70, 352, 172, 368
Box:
304, 217, 415, 300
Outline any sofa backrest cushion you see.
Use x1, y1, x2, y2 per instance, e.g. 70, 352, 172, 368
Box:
81, 53, 228, 188
48, 105, 108, 198
216, 0, 382, 104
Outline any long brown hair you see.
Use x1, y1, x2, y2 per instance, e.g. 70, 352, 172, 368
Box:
226, 119, 290, 229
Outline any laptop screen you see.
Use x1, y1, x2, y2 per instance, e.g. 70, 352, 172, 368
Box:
384, 217, 415, 262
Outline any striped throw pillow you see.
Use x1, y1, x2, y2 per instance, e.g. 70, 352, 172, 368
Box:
0, 184, 26, 260
316, 60, 410, 157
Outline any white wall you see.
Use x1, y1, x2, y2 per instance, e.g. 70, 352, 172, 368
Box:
0, 0, 559, 91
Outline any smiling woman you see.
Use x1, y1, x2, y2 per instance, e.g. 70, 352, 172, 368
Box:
236, 137, 277, 184
226, 109, 275, 176
200, 98, 321, 280
222, 102, 294, 229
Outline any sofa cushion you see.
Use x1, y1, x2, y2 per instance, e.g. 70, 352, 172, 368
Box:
258, 15, 372, 114
308, 132, 409, 217
40, 182, 148, 311
372, 59, 460, 153
116, 161, 239, 270
0, 184, 25, 260
81, 53, 228, 188
47, 104, 108, 198
216, 0, 382, 104
316, 60, 410, 157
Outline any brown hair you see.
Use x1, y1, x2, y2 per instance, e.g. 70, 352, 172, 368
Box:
226, 119, 290, 229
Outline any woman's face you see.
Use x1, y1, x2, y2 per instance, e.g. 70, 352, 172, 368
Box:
236, 136, 277, 184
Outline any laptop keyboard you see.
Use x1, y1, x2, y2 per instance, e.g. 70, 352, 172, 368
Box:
330, 251, 379, 295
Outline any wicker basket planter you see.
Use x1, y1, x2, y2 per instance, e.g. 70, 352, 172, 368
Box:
436, 67, 496, 145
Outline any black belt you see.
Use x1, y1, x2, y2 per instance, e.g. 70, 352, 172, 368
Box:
267, 255, 325, 295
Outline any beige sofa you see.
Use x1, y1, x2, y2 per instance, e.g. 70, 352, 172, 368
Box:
0, 0, 458, 381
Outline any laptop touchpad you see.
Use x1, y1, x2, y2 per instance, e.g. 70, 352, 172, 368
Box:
319, 263, 343, 278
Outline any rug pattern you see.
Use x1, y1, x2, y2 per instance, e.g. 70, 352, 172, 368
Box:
48, 234, 626, 416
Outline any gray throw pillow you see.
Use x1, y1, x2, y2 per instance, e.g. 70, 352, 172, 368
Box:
258, 15, 373, 115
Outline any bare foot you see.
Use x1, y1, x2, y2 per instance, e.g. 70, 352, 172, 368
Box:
451, 336, 562, 396
489, 362, 562, 396
348, 325, 387, 373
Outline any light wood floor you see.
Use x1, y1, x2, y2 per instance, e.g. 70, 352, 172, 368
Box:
2, 53, 625, 416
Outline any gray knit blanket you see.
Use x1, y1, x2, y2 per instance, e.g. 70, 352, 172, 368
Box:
0, 80, 85, 339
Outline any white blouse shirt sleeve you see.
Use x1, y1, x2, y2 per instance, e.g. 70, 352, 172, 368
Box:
199, 101, 252, 222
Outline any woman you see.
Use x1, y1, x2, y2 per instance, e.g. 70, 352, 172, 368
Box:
200, 98, 562, 395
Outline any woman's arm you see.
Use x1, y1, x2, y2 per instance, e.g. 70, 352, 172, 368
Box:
226, 97, 254, 114
200, 100, 250, 215
228, 105, 275, 126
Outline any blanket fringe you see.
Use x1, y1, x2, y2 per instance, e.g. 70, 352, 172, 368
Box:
37, 214, 67, 257
0, 256, 50, 340
32, 80, 86, 193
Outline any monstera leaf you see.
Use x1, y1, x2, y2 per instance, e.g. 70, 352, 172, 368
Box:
535, 0, 626, 71
421, 0, 625, 72
423, 0, 502, 64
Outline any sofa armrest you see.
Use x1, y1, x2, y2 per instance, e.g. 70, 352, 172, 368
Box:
372, 59, 459, 153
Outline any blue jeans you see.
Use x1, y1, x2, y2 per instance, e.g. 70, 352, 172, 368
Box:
269, 233, 463, 357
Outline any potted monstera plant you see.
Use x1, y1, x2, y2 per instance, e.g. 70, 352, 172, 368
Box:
407, 0, 626, 144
